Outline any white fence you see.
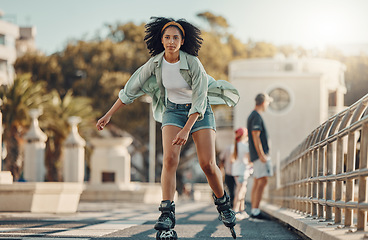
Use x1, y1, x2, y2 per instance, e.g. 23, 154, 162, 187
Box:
268, 93, 368, 231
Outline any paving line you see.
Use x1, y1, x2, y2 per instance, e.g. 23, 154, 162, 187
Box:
81, 220, 147, 231
0, 238, 91, 240
23, 238, 90, 240
0, 228, 27, 232
49, 229, 117, 237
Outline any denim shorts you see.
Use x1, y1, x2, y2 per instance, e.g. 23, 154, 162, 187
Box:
162, 100, 216, 134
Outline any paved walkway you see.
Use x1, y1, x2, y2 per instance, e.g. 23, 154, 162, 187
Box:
0, 201, 304, 239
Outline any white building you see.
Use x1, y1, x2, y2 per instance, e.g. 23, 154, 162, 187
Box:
229, 56, 346, 163
0, 10, 36, 86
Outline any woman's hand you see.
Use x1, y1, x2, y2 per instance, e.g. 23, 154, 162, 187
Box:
96, 114, 111, 131
95, 99, 125, 131
172, 129, 190, 145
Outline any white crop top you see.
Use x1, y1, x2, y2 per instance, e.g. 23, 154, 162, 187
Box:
162, 57, 192, 104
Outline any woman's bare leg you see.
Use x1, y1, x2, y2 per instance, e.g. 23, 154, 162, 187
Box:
192, 129, 224, 198
161, 125, 182, 201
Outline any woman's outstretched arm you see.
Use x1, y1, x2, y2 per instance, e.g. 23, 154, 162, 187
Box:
96, 98, 125, 131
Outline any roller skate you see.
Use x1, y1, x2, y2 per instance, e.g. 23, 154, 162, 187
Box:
154, 200, 177, 240
213, 191, 237, 239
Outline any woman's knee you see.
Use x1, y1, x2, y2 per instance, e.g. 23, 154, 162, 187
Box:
200, 160, 217, 175
163, 153, 179, 170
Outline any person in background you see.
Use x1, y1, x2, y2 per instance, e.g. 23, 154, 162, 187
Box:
219, 140, 236, 208
247, 93, 273, 219
231, 127, 251, 220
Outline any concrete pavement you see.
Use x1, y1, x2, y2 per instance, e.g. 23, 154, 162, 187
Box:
0, 201, 305, 239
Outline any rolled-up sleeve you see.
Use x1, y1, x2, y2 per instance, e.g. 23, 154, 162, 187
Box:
188, 57, 208, 120
119, 59, 154, 104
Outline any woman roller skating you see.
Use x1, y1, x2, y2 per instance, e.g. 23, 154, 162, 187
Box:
96, 16, 239, 239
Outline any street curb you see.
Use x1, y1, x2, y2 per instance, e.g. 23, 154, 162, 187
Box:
260, 203, 366, 240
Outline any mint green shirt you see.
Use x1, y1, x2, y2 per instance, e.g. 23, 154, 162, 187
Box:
119, 50, 239, 123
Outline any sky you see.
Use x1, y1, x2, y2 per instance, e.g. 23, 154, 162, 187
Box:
1, 0, 368, 55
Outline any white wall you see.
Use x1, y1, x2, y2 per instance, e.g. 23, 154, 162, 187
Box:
232, 74, 323, 163
229, 57, 345, 163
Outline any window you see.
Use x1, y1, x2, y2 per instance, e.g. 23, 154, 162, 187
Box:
6, 36, 15, 47
0, 34, 5, 45
268, 87, 291, 112
102, 172, 115, 182
284, 63, 294, 71
329, 91, 337, 107
0, 60, 7, 72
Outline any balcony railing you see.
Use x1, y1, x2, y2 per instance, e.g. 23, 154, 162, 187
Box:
268, 93, 368, 231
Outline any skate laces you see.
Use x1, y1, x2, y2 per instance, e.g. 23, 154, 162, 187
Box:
158, 212, 171, 223
160, 230, 176, 238
220, 208, 234, 220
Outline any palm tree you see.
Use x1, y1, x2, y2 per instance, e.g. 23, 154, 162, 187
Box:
39, 90, 98, 181
0, 74, 50, 180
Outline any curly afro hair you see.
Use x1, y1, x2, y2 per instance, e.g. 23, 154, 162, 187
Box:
144, 17, 203, 57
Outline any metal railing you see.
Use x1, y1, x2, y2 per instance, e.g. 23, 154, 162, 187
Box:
268, 93, 368, 231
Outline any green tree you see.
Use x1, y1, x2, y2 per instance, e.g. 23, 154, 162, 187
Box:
14, 53, 63, 93
0, 74, 50, 180
227, 34, 248, 59
197, 11, 229, 35
278, 44, 308, 58
13, 13, 280, 185
14, 24, 151, 139
343, 54, 368, 105
317, 47, 368, 105
246, 40, 277, 58
39, 90, 98, 181
199, 31, 233, 80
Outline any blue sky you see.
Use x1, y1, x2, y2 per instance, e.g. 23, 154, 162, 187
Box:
1, 0, 367, 55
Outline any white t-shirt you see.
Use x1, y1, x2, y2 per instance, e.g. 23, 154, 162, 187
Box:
231, 142, 250, 178
162, 58, 192, 104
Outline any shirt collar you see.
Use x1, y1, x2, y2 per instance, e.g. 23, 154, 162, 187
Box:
153, 50, 189, 70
